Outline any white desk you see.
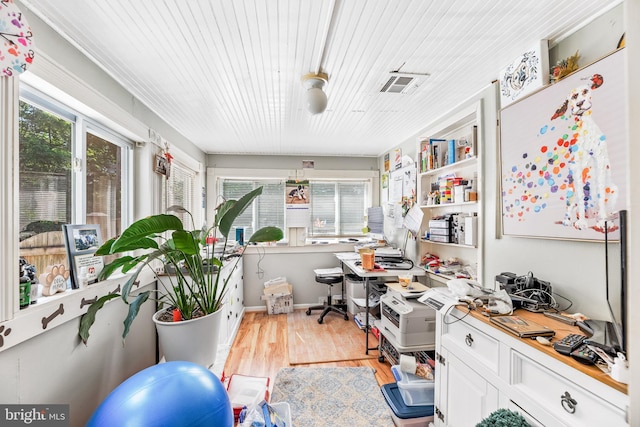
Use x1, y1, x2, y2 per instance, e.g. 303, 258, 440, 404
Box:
335, 252, 426, 354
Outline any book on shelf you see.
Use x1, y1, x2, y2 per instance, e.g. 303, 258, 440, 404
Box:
447, 139, 456, 165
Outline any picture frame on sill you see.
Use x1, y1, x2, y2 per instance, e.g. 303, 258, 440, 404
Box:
62, 224, 104, 289
500, 48, 627, 241
499, 40, 549, 108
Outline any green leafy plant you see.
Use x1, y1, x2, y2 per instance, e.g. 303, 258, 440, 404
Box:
79, 186, 283, 344
476, 409, 529, 427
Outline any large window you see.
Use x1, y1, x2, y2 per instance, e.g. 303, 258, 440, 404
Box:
86, 132, 123, 241
309, 181, 366, 236
220, 178, 369, 239
18, 92, 132, 277
221, 180, 285, 239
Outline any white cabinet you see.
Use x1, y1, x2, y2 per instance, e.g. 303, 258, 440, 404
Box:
220, 258, 244, 346
225, 258, 244, 344
437, 349, 498, 426
417, 102, 483, 285
434, 308, 629, 426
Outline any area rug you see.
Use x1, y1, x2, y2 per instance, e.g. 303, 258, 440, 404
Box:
270, 367, 393, 426
286, 309, 378, 365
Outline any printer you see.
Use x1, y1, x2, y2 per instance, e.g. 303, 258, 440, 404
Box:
380, 291, 436, 347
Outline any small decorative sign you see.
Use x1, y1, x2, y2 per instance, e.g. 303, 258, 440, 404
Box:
39, 264, 70, 296
154, 153, 170, 177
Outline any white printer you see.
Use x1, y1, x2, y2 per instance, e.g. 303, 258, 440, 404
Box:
380, 291, 436, 347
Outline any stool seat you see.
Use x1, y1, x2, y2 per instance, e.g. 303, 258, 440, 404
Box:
306, 273, 349, 323
315, 275, 343, 285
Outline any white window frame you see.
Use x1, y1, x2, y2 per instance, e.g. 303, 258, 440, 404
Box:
19, 86, 134, 229
0, 85, 134, 324
207, 167, 379, 247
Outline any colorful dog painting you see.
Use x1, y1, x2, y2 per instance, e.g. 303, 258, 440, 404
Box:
500, 49, 626, 240
550, 74, 618, 230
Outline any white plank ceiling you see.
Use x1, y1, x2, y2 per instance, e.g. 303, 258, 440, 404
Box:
21, 0, 621, 157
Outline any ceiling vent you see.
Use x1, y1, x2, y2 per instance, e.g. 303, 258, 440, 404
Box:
379, 72, 429, 94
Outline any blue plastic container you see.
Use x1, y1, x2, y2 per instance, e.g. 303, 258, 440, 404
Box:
391, 365, 435, 406
381, 383, 434, 426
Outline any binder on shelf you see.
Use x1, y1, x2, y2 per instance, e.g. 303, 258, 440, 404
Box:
447, 139, 456, 165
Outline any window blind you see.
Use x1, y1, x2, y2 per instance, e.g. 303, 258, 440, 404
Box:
221, 178, 367, 238
163, 160, 196, 228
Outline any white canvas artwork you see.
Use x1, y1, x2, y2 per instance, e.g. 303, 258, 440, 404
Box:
499, 40, 549, 107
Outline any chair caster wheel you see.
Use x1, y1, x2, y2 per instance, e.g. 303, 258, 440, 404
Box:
378, 356, 385, 363
344, 314, 349, 320
317, 318, 323, 324
306, 309, 311, 315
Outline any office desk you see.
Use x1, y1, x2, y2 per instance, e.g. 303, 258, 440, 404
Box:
335, 252, 426, 354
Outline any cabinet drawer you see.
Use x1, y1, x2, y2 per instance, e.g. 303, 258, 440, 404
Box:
441, 315, 499, 374
510, 351, 626, 426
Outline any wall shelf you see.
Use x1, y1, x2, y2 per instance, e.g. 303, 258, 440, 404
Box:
419, 201, 477, 209
419, 156, 477, 177
417, 102, 482, 281
420, 239, 477, 249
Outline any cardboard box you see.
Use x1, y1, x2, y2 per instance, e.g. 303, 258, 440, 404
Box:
264, 276, 287, 287
261, 292, 294, 314
263, 282, 293, 295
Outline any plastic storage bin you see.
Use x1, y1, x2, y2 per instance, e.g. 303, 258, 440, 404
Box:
268, 402, 292, 427
346, 274, 366, 314
391, 365, 435, 406
226, 374, 270, 421
381, 383, 434, 426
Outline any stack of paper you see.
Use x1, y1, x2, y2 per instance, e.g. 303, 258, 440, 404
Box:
313, 267, 343, 277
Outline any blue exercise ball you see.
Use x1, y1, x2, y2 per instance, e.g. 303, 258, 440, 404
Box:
87, 361, 233, 427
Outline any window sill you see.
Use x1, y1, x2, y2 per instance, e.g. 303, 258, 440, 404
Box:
242, 238, 373, 255
0, 269, 156, 354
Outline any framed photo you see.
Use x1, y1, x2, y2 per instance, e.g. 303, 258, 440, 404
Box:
500, 48, 627, 240
499, 40, 549, 107
285, 180, 309, 205
63, 224, 104, 289
154, 153, 170, 177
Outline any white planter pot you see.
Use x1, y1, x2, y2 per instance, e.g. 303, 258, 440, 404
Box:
152, 307, 222, 369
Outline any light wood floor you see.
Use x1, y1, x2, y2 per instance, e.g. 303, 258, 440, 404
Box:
223, 309, 396, 389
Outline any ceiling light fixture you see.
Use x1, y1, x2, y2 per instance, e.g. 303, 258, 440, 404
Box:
301, 0, 339, 115
301, 72, 329, 115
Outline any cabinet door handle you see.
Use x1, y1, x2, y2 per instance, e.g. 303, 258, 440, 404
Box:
560, 391, 578, 414
465, 333, 474, 346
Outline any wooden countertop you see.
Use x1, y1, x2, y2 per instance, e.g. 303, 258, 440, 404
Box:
462, 307, 628, 395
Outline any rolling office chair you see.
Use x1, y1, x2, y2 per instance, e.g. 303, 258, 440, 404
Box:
306, 274, 349, 324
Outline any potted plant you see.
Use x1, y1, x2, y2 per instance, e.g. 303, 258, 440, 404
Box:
79, 186, 282, 367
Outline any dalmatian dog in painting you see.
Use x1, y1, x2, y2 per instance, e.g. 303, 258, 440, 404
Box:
551, 73, 617, 231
